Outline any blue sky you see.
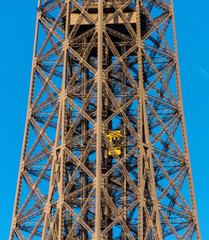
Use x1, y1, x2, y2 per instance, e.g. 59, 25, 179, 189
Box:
0, 1, 209, 239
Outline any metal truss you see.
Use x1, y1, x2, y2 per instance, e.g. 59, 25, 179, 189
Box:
10, 0, 201, 239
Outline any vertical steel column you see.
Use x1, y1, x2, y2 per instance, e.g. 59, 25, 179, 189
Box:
136, 1, 145, 239
81, 37, 88, 240
136, 1, 163, 238
57, 1, 70, 238
9, 1, 41, 239
42, 2, 69, 238
95, 0, 103, 239
171, 1, 201, 239
122, 45, 127, 240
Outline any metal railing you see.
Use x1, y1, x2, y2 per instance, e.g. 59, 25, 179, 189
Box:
78, 0, 135, 9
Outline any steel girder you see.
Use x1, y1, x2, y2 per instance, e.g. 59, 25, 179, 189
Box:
10, 0, 201, 239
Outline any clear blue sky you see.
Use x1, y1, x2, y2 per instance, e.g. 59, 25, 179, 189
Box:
0, 1, 208, 239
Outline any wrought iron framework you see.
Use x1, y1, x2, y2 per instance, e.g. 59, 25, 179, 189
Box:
10, 0, 201, 239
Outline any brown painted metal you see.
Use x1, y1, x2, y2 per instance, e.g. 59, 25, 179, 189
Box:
10, 0, 201, 239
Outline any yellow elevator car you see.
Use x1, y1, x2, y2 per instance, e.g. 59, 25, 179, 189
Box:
107, 131, 122, 156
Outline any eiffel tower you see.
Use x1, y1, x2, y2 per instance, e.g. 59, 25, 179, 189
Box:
10, 0, 201, 239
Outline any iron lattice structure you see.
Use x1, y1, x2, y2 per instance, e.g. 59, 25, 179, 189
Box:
10, 0, 201, 239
